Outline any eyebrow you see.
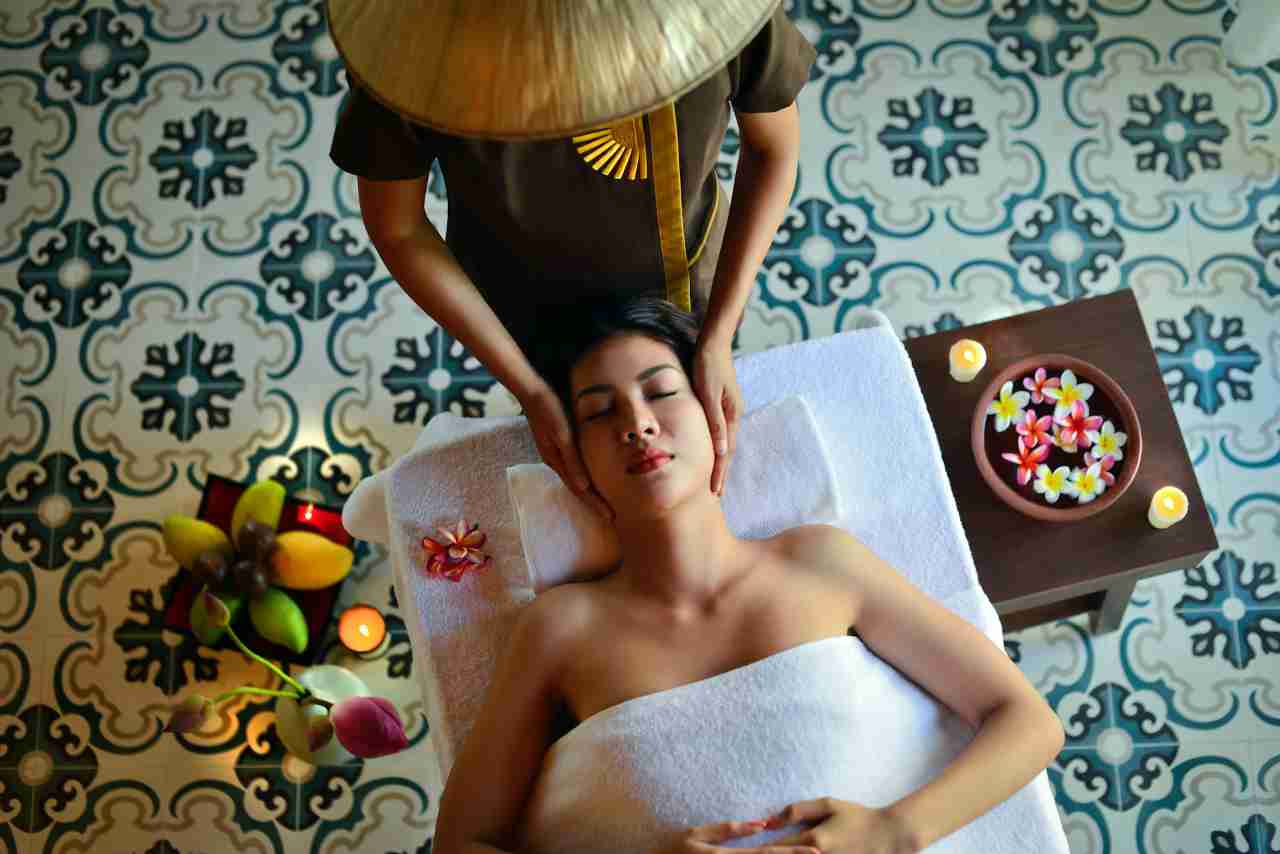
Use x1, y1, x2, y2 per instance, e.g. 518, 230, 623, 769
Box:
575, 364, 679, 401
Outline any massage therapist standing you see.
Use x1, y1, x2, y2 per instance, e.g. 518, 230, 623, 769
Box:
325, 0, 816, 517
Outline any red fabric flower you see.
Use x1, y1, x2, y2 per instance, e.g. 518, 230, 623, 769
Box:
1001, 436, 1050, 486
1015, 410, 1053, 448
422, 520, 490, 582
1054, 400, 1103, 449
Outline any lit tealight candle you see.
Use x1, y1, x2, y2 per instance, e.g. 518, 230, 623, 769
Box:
948, 339, 987, 382
338, 604, 389, 660
1148, 486, 1188, 529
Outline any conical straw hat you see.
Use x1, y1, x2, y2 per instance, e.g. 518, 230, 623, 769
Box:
326, 0, 781, 141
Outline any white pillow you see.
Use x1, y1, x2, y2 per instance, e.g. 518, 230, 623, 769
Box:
506, 395, 844, 592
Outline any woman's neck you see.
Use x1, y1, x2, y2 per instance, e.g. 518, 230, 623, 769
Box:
610, 492, 751, 619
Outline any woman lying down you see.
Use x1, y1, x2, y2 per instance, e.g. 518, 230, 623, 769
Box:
432, 297, 1066, 854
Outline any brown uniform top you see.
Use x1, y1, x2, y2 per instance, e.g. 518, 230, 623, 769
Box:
330, 5, 816, 372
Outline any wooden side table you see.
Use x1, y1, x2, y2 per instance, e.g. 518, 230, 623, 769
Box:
902, 290, 1219, 634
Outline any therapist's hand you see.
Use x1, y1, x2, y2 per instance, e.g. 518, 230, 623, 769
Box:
692, 337, 741, 497
519, 384, 613, 522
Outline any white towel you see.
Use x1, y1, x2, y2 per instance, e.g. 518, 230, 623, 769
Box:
516, 587, 1068, 854
506, 395, 843, 592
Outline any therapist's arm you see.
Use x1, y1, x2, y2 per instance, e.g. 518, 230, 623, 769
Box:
698, 102, 800, 350
358, 177, 547, 402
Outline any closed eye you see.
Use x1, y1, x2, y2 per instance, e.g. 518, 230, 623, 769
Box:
583, 391, 678, 421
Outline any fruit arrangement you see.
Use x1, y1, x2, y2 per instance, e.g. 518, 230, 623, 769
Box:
162, 480, 355, 654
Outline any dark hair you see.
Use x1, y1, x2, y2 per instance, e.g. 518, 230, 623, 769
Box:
539, 296, 701, 418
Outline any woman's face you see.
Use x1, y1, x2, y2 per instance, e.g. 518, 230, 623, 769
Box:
569, 333, 715, 518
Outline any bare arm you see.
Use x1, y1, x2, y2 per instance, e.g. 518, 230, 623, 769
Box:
699, 102, 801, 350
357, 176, 547, 402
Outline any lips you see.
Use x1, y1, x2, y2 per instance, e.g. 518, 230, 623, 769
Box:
626, 450, 672, 474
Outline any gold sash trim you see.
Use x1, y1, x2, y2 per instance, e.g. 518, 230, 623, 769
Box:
648, 103, 691, 312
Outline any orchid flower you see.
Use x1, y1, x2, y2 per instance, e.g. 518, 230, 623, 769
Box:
1001, 436, 1050, 486
1066, 463, 1107, 503
1032, 465, 1071, 504
1042, 369, 1095, 419
1054, 400, 1102, 449
422, 520, 491, 582
1015, 410, 1053, 448
987, 381, 1031, 432
1022, 367, 1061, 405
1086, 420, 1127, 461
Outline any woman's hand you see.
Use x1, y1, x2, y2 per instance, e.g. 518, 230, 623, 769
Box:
519, 385, 613, 522
657, 818, 820, 854
692, 337, 742, 497
756, 798, 921, 854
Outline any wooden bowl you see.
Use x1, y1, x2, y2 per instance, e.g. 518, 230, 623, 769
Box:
970, 354, 1143, 522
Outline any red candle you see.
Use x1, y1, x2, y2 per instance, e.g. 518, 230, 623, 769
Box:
338, 604, 388, 658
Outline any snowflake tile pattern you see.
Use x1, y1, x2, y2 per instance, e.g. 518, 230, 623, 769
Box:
878, 86, 990, 188
0, 1, 1276, 853
1154, 306, 1262, 416
1120, 83, 1228, 183
129, 332, 247, 441
149, 108, 259, 210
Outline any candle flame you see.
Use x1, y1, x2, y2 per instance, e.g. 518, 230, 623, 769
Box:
359, 624, 370, 637
963, 351, 974, 363
304, 503, 314, 521
1163, 498, 1175, 511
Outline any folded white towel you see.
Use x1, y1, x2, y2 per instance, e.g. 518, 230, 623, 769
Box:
515, 588, 1068, 854
506, 395, 843, 592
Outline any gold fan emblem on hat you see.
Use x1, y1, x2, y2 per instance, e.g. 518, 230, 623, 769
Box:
572, 116, 649, 181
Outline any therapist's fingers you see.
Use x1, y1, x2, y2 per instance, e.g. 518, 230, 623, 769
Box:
680, 820, 818, 854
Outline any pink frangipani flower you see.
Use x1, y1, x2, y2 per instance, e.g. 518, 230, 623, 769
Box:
1092, 453, 1117, 486
1022, 367, 1061, 405
423, 519, 490, 582
1015, 410, 1053, 448
1054, 400, 1102, 449
331, 696, 410, 758
1001, 436, 1050, 486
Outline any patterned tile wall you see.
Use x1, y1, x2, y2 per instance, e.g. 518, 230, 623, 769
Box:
0, 1, 1277, 852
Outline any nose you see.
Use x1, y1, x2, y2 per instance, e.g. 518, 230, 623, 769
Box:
619, 399, 659, 445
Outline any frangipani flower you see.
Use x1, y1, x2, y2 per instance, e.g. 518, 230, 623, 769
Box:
1086, 420, 1127, 461
1001, 437, 1050, 486
1066, 463, 1107, 503
1015, 410, 1053, 448
422, 520, 490, 582
1043, 369, 1094, 418
1022, 367, 1061, 405
1052, 424, 1078, 454
1092, 454, 1117, 486
1054, 400, 1102, 449
331, 696, 410, 758
1033, 465, 1071, 504
988, 381, 1031, 432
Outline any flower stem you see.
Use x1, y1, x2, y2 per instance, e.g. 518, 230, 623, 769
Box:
224, 624, 307, 695
299, 693, 334, 711
214, 686, 302, 704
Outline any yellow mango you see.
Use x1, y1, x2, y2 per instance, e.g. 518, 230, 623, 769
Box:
163, 515, 233, 571
230, 480, 285, 548
269, 530, 354, 590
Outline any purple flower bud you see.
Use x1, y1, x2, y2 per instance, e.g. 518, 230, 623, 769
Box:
165, 695, 213, 734
200, 589, 232, 629
331, 696, 410, 758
